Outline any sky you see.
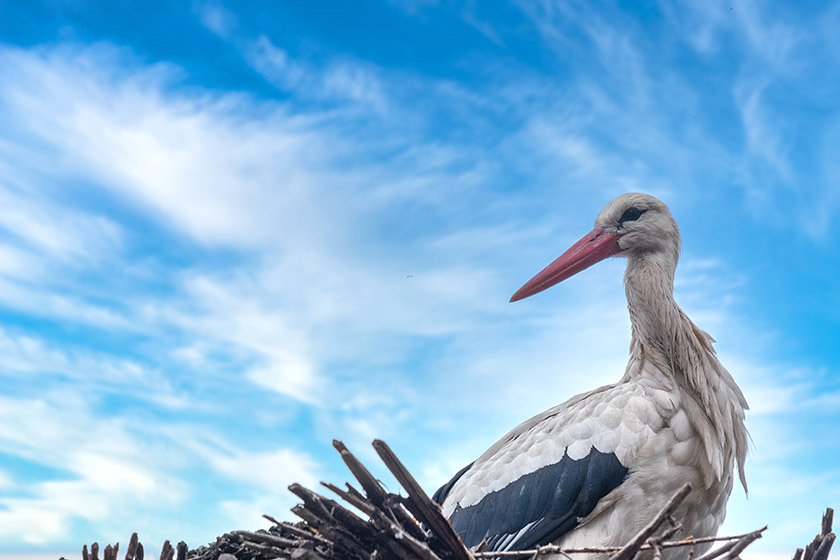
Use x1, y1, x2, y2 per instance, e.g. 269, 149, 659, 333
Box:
0, 1, 839, 558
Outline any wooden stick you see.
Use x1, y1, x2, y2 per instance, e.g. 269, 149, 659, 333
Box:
159, 540, 173, 560
322, 481, 377, 516
822, 509, 834, 537
292, 505, 369, 559
694, 529, 763, 560
232, 530, 300, 548
333, 440, 388, 507
126, 533, 139, 560
287, 525, 332, 545
799, 507, 835, 560
471, 528, 768, 558
322, 480, 444, 560
609, 484, 692, 560
372, 439, 472, 560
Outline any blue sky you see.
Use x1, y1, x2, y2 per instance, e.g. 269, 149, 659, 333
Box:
0, 1, 839, 558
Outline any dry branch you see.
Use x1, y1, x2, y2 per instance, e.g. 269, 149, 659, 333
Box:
610, 483, 691, 560
794, 508, 836, 560
372, 439, 471, 560
470, 528, 769, 558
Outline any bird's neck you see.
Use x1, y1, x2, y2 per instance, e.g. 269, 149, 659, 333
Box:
624, 252, 718, 393
624, 254, 677, 352
624, 252, 749, 491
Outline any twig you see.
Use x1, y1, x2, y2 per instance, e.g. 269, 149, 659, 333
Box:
333, 440, 388, 507
795, 507, 836, 560
609, 483, 692, 560
472, 526, 768, 558
650, 543, 663, 560
694, 529, 763, 560
650, 524, 682, 560
823, 509, 834, 536
126, 533, 140, 560
372, 439, 473, 560
232, 530, 300, 548
159, 540, 174, 560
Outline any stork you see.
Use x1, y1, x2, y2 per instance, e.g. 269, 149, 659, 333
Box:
433, 193, 748, 559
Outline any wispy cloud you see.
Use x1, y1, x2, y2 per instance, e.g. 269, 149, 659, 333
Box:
248, 35, 390, 111
0, 183, 122, 265
0, 383, 323, 549
0, 393, 182, 545
734, 80, 794, 185
195, 0, 238, 40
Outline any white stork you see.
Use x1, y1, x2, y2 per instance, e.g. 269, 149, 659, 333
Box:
433, 193, 748, 559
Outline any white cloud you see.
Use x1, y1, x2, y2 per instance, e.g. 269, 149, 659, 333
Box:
0, 43, 405, 404
0, 44, 338, 250
246, 35, 389, 111
733, 0, 800, 69
0, 394, 185, 545
0, 276, 131, 329
0, 327, 189, 409
734, 80, 794, 185
205, 448, 320, 492
0, 42, 512, 418
0, 183, 122, 265
195, 0, 238, 40
0, 556, 71, 560
0, 386, 322, 548
662, 0, 801, 67
247, 360, 319, 405
164, 431, 324, 528
0, 243, 45, 281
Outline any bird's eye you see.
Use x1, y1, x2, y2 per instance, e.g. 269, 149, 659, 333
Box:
619, 207, 645, 224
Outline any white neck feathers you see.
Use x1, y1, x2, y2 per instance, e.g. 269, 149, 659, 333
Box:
624, 252, 749, 491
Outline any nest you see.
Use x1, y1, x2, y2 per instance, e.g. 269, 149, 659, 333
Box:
67, 440, 835, 560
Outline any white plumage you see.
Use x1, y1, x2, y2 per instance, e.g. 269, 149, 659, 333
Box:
433, 193, 748, 560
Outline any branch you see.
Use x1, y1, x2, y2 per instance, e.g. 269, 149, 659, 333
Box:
472, 528, 769, 558
794, 508, 836, 560
693, 528, 764, 560
372, 439, 473, 560
609, 483, 692, 560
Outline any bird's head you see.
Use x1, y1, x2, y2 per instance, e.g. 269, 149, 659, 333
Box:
595, 192, 681, 258
511, 192, 681, 302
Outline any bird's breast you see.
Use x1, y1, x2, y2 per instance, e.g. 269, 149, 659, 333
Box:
547, 468, 733, 560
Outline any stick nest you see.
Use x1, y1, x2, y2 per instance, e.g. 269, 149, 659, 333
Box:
65, 440, 835, 560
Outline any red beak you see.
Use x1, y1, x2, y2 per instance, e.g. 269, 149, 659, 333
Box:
510, 227, 623, 302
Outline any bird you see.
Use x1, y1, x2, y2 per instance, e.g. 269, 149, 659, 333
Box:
433, 193, 748, 559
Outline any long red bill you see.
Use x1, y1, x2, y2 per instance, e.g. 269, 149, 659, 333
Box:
510, 227, 623, 302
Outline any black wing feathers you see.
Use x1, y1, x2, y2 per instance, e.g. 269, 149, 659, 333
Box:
447, 448, 628, 551
432, 461, 475, 505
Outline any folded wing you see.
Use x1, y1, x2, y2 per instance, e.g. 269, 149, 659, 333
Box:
435, 385, 653, 552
